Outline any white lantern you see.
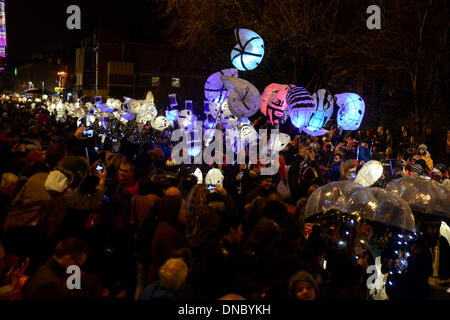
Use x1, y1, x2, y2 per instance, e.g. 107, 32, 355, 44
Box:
220, 75, 260, 118
193, 168, 203, 184
177, 109, 194, 129
335, 93, 365, 131
355, 160, 383, 187
205, 168, 224, 187
151, 116, 172, 131
231, 29, 264, 71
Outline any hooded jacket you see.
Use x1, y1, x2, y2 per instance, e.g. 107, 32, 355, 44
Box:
11, 171, 105, 239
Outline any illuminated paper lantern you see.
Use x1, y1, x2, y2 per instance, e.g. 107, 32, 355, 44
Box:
220, 75, 260, 118
204, 68, 238, 104
239, 123, 258, 142
165, 109, 179, 122
301, 127, 328, 136
260, 83, 290, 126
205, 168, 224, 187
308, 89, 334, 132
286, 86, 315, 129
193, 168, 203, 184
178, 109, 194, 129
355, 160, 383, 187
220, 106, 239, 129
151, 116, 172, 131
335, 93, 365, 131
138, 102, 158, 123
145, 91, 155, 105
231, 29, 264, 71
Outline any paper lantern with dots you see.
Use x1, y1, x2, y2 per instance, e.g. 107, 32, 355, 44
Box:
260, 83, 290, 126
307, 89, 334, 132
231, 29, 264, 71
335, 93, 365, 131
204, 68, 238, 104
286, 86, 315, 129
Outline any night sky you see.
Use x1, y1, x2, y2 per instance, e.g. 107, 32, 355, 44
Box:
5, 0, 163, 67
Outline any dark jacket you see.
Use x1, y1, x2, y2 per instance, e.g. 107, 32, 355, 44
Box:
25, 257, 102, 300
147, 221, 186, 285
139, 280, 184, 300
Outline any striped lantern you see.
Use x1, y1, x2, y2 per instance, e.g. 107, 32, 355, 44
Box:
286, 86, 315, 129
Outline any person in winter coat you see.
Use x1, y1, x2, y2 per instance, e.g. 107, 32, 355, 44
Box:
9, 156, 106, 239
418, 144, 434, 171
140, 258, 188, 300
147, 195, 187, 285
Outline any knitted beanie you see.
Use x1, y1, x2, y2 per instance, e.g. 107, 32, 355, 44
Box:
289, 271, 320, 298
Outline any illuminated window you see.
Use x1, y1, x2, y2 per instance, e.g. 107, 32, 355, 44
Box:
152, 76, 160, 87
172, 77, 180, 87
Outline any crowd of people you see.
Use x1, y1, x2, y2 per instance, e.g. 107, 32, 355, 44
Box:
0, 99, 449, 300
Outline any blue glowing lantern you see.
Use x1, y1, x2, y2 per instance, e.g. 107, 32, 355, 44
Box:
231, 29, 264, 71
204, 68, 238, 104
307, 89, 334, 132
335, 93, 365, 131
286, 87, 315, 129
165, 109, 179, 122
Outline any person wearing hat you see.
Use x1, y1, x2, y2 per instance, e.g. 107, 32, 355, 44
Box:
289, 271, 320, 300
418, 144, 434, 171
8, 156, 107, 239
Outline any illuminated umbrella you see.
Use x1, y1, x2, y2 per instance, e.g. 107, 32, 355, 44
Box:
386, 176, 450, 218
305, 181, 361, 219
220, 75, 260, 118
204, 68, 238, 104
341, 187, 416, 232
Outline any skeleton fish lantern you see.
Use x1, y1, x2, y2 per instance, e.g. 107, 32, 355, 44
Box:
231, 29, 264, 71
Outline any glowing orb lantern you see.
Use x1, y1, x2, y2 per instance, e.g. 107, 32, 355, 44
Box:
231, 28, 264, 71
260, 83, 290, 126
335, 93, 365, 131
286, 86, 315, 129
